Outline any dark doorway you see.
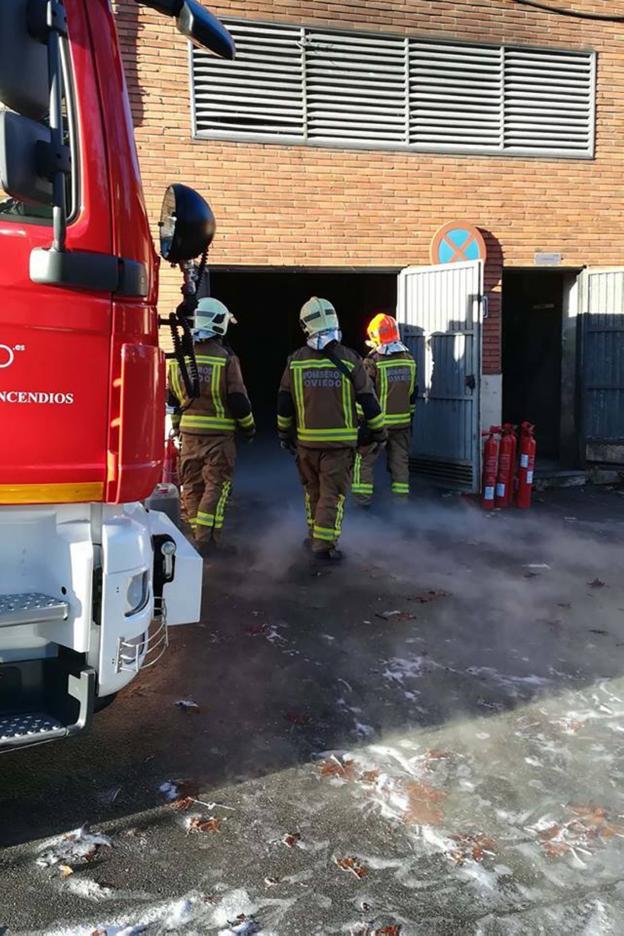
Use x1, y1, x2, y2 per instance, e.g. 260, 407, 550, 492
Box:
210, 270, 398, 431
502, 270, 566, 462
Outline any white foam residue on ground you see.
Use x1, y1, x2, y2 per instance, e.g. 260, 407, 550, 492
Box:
161, 898, 196, 930
210, 889, 295, 933
382, 656, 428, 685
36, 827, 112, 868
64, 878, 115, 902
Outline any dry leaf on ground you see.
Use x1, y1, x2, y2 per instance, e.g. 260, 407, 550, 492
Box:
282, 832, 301, 848
404, 781, 446, 826
170, 796, 197, 812
335, 856, 368, 879
448, 833, 496, 865
536, 804, 624, 858
186, 816, 221, 834
319, 756, 357, 781
360, 769, 380, 785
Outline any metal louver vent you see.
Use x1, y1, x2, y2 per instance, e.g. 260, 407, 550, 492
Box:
192, 21, 304, 140
191, 20, 596, 159
305, 31, 407, 145
410, 42, 503, 150
504, 48, 595, 156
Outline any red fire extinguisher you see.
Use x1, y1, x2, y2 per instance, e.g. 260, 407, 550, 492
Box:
495, 424, 517, 509
516, 422, 536, 509
481, 426, 500, 509
162, 431, 180, 486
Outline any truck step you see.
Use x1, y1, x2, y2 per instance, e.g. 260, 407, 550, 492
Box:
0, 665, 95, 750
0, 592, 68, 628
0, 711, 64, 742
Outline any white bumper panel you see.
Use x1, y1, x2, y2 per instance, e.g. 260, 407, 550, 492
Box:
0, 505, 93, 661
0, 501, 201, 696
96, 507, 155, 697
147, 510, 203, 626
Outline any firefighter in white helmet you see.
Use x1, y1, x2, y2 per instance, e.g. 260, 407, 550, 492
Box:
168, 297, 255, 554
277, 297, 386, 562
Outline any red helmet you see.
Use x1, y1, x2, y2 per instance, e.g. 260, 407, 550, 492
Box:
367, 313, 400, 349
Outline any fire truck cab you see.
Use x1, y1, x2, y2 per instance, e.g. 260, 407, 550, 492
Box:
0, 0, 233, 750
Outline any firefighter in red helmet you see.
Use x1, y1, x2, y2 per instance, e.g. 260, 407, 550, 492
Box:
352, 313, 417, 506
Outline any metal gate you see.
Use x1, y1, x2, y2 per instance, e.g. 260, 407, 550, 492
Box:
578, 267, 624, 465
397, 260, 483, 492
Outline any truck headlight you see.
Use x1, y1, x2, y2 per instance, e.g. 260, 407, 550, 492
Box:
125, 571, 150, 617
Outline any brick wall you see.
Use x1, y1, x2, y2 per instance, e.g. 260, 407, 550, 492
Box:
114, 0, 624, 373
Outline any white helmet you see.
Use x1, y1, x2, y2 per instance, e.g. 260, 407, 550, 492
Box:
300, 296, 340, 338
194, 297, 237, 337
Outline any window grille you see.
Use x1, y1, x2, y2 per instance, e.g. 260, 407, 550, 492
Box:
191, 21, 596, 159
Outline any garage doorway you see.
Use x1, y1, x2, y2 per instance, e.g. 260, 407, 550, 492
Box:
503, 269, 578, 466
210, 270, 398, 430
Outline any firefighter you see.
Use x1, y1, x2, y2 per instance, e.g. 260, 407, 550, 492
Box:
277, 297, 386, 562
352, 313, 417, 506
168, 297, 255, 554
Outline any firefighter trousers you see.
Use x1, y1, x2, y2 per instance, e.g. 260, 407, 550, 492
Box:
296, 447, 354, 553
352, 428, 411, 505
179, 432, 236, 543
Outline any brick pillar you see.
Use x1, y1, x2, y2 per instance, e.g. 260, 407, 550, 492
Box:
480, 229, 504, 432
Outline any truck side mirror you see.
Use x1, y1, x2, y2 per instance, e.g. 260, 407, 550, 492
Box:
0, 0, 50, 120
176, 1, 236, 59
0, 110, 54, 207
159, 183, 216, 264
139, 1, 235, 59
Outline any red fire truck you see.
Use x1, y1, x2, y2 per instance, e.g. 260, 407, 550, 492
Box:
0, 0, 234, 749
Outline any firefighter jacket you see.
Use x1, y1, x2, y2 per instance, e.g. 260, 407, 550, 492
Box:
277, 342, 384, 449
364, 350, 417, 430
168, 338, 255, 436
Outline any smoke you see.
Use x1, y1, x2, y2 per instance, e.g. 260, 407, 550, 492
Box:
220, 442, 624, 751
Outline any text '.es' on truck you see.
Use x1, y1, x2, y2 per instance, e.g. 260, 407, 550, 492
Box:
0, 0, 235, 750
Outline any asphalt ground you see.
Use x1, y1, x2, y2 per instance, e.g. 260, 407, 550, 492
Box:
2, 449, 624, 936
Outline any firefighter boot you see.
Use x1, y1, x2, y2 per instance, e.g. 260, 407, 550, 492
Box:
311, 546, 344, 565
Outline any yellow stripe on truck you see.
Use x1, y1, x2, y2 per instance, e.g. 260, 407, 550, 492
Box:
0, 482, 105, 505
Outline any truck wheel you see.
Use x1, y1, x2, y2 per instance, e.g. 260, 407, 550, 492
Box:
94, 692, 118, 713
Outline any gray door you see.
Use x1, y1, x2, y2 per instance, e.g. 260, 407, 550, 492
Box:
578, 268, 624, 465
397, 260, 483, 492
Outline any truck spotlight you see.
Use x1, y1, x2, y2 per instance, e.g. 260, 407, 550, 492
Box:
158, 183, 215, 264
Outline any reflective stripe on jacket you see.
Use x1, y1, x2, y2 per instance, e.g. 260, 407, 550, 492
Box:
168, 338, 254, 436
277, 342, 383, 448
364, 350, 417, 430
